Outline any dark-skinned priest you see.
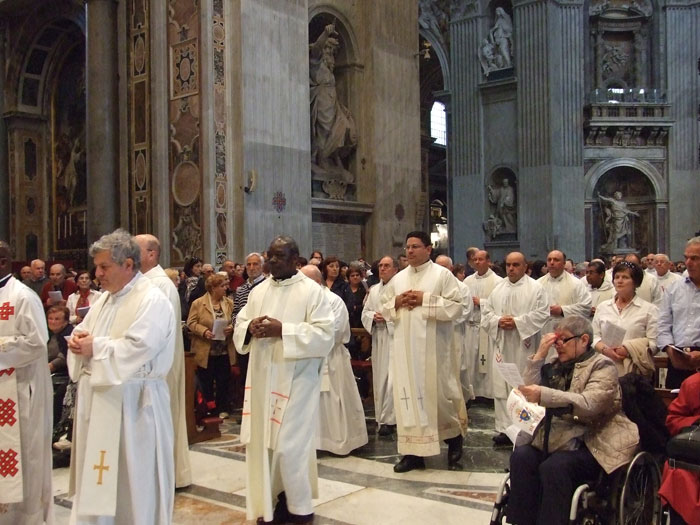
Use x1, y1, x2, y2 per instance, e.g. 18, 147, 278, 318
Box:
233, 235, 334, 524
380, 231, 468, 473
67, 229, 176, 524
0, 241, 54, 524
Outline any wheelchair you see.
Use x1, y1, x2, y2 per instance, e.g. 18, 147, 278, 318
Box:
489, 450, 663, 525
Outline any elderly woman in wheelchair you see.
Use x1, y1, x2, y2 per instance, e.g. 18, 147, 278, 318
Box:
505, 316, 639, 525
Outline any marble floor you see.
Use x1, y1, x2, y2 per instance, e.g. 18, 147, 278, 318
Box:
52, 399, 512, 524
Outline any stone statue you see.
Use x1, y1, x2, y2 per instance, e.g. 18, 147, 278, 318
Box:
309, 24, 358, 199
598, 191, 639, 251
485, 178, 517, 237
491, 8, 513, 69
479, 8, 513, 76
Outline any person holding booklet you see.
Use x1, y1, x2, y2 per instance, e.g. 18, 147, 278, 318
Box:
591, 261, 658, 378
507, 316, 639, 525
187, 272, 235, 419
66, 269, 102, 325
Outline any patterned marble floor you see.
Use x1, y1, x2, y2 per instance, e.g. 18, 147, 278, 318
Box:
52, 399, 511, 524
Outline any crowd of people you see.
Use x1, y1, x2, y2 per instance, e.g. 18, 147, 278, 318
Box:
3, 231, 700, 524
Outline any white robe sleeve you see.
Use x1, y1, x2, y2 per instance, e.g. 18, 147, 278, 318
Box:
233, 299, 254, 355
280, 286, 335, 359
361, 287, 377, 334
420, 272, 464, 322
89, 291, 175, 386
329, 293, 351, 345
649, 277, 663, 308
480, 291, 502, 342
560, 278, 593, 318
0, 288, 48, 369
379, 278, 400, 321
513, 285, 550, 340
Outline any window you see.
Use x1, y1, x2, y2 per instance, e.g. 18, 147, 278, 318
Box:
430, 101, 447, 146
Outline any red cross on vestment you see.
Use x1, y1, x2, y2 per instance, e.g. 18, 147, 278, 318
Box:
0, 399, 17, 427
0, 302, 14, 321
0, 449, 19, 478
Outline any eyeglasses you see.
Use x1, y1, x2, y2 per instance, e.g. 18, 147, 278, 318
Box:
556, 334, 582, 344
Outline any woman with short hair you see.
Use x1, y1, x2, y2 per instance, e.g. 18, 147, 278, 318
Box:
65, 270, 102, 325
592, 261, 658, 377
187, 273, 235, 419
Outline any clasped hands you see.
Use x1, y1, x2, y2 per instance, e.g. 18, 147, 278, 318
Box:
67, 331, 94, 358
395, 290, 424, 311
498, 315, 516, 330
249, 315, 282, 339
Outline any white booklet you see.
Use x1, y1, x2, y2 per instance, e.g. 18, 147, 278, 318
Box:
48, 290, 63, 303
506, 389, 546, 436
601, 320, 627, 348
76, 306, 90, 318
211, 319, 227, 341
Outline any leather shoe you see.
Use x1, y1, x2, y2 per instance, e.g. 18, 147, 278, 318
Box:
492, 432, 512, 447
445, 434, 463, 465
393, 454, 425, 473
378, 424, 396, 437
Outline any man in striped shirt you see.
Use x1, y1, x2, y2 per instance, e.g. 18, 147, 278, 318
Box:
232, 253, 266, 383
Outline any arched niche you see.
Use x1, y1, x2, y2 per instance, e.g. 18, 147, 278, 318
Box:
484, 165, 518, 242
584, 159, 666, 258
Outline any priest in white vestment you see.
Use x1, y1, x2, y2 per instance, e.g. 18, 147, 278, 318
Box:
67, 229, 176, 525
481, 252, 549, 445
463, 250, 503, 398
538, 250, 592, 335
134, 234, 191, 488
436, 255, 474, 405
380, 232, 467, 473
586, 260, 614, 317
233, 236, 335, 524
0, 241, 54, 525
654, 254, 682, 293
300, 265, 368, 455
361, 256, 398, 436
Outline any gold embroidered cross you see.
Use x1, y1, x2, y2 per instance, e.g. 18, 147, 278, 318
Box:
93, 450, 109, 485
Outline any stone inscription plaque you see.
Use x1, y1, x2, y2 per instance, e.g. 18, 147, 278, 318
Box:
312, 222, 362, 262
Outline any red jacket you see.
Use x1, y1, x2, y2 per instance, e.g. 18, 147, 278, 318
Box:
40, 279, 78, 307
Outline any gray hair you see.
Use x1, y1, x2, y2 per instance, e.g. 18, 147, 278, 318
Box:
89, 228, 141, 271
687, 236, 700, 248
245, 252, 264, 264
348, 261, 364, 275
555, 316, 593, 345
380, 255, 399, 270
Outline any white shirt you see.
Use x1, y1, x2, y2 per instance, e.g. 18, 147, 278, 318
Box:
592, 294, 659, 353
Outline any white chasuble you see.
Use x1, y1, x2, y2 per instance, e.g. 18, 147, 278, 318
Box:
233, 272, 334, 522
144, 264, 191, 488
0, 276, 53, 524
464, 269, 503, 398
361, 281, 396, 426
316, 288, 368, 455
538, 272, 592, 334
68, 273, 175, 525
481, 276, 549, 405
380, 260, 467, 457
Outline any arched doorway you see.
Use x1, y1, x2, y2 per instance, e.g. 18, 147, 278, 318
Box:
584, 159, 667, 259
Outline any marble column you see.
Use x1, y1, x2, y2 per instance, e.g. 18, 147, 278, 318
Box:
0, 22, 9, 241
665, 0, 700, 257
449, 9, 485, 259
86, 0, 119, 243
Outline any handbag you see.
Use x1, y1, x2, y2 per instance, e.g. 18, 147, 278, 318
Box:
666, 424, 700, 466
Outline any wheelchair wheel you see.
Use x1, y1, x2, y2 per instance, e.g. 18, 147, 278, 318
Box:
614, 451, 663, 525
489, 473, 510, 525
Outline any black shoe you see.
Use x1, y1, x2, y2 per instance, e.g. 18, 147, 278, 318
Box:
445, 434, 464, 465
492, 432, 512, 447
393, 454, 425, 473
272, 492, 289, 523
377, 424, 396, 437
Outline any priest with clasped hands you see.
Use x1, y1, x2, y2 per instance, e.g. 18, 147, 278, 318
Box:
234, 236, 334, 525
67, 229, 176, 525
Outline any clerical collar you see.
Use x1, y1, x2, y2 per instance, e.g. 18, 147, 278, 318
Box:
0, 274, 11, 288
549, 272, 565, 282
475, 269, 491, 279
507, 275, 526, 286
272, 270, 298, 283
410, 260, 431, 273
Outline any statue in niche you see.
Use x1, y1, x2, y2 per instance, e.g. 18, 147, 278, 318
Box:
598, 191, 639, 251
484, 177, 517, 239
479, 8, 513, 76
309, 24, 358, 200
